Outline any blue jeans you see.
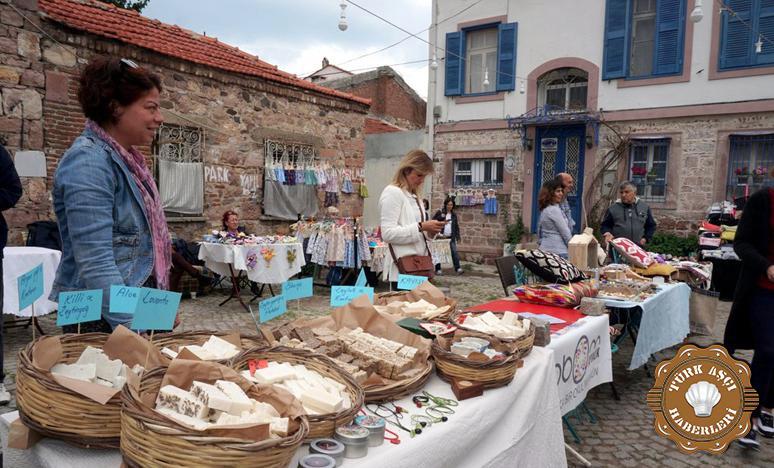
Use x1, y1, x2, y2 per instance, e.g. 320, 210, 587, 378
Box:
436, 238, 461, 272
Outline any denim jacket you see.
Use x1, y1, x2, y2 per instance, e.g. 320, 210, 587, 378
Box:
50, 127, 154, 328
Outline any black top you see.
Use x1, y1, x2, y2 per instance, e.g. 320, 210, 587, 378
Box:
432, 209, 461, 242
0, 145, 23, 258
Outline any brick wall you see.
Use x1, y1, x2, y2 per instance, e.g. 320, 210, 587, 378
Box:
333, 75, 426, 130
1, 1, 368, 244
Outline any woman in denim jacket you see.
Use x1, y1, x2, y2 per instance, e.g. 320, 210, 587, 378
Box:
50, 57, 171, 332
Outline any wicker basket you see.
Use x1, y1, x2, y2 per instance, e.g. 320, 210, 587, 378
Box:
431, 340, 523, 389
364, 361, 434, 403
153, 330, 267, 363
15, 333, 121, 448
450, 310, 536, 360
374, 291, 457, 322
121, 366, 308, 468
230, 346, 364, 440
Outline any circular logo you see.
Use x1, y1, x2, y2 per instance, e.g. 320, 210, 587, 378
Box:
647, 344, 758, 454
573, 335, 589, 384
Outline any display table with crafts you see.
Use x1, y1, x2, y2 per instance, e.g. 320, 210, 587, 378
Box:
0, 345, 565, 468
467, 299, 613, 415
3, 246, 61, 322
198, 240, 305, 311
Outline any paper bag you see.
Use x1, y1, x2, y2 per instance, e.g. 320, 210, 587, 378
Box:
7, 418, 42, 449
689, 287, 719, 336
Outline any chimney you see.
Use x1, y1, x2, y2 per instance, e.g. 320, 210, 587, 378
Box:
322, 57, 329, 68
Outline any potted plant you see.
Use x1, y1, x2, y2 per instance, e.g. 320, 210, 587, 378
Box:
646, 168, 658, 183
504, 215, 526, 256
735, 166, 749, 185
752, 166, 767, 183
631, 166, 647, 184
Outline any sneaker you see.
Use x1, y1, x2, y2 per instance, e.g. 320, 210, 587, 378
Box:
435, 270, 443, 276
738, 428, 761, 450
0, 383, 10, 405
755, 411, 774, 438
456, 268, 464, 275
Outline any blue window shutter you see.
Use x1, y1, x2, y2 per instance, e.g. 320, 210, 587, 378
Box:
757, 0, 774, 65
653, 0, 686, 75
602, 0, 631, 79
720, 0, 754, 69
444, 31, 464, 96
496, 22, 517, 92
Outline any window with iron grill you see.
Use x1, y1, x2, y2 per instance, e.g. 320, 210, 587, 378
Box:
726, 134, 774, 200
453, 158, 504, 187
628, 138, 669, 202
152, 123, 205, 216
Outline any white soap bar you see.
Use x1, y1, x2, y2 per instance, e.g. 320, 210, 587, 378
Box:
253, 364, 295, 384
95, 377, 114, 387
181, 345, 214, 360
522, 319, 531, 330
301, 390, 343, 414
201, 335, 240, 360
323, 376, 346, 393
240, 370, 260, 384
161, 347, 179, 359
270, 417, 289, 437
51, 363, 96, 382
251, 400, 280, 419
215, 380, 252, 415
96, 357, 124, 383
113, 375, 127, 390
190, 381, 232, 413
131, 364, 145, 375
76, 346, 105, 366
502, 311, 519, 326
157, 407, 210, 431
156, 385, 208, 419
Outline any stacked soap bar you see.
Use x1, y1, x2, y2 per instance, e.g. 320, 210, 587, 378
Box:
458, 311, 531, 339
50, 346, 143, 389
274, 325, 421, 383
240, 361, 350, 415
161, 335, 240, 361
374, 299, 451, 320
155, 379, 289, 437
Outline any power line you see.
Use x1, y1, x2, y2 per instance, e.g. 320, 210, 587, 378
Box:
712, 0, 774, 50
306, 58, 431, 79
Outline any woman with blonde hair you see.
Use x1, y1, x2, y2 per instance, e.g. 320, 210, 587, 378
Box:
378, 149, 445, 282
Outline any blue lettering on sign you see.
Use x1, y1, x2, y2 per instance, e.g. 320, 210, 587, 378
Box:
57, 289, 103, 326
130, 288, 181, 331
330, 286, 374, 307
17, 263, 44, 311
282, 278, 313, 301
259, 294, 288, 323
109, 285, 141, 314
397, 274, 429, 290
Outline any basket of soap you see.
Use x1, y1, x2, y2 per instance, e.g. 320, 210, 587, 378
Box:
374, 282, 457, 322
153, 330, 268, 363
431, 333, 524, 389
231, 346, 364, 440
274, 295, 434, 403
120, 359, 308, 468
450, 310, 535, 359
15, 326, 167, 448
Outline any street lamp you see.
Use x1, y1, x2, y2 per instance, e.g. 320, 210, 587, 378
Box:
690, 0, 703, 23
338, 3, 348, 31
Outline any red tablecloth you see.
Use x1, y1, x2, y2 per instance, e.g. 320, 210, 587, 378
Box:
465, 299, 585, 333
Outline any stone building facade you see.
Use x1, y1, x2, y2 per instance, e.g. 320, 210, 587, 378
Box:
1, 0, 369, 245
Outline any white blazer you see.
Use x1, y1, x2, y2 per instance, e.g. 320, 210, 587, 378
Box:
378, 184, 430, 282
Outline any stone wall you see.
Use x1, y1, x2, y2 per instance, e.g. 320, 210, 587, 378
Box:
0, 1, 368, 245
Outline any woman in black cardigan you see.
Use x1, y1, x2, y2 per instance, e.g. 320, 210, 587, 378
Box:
724, 186, 774, 449
433, 197, 463, 275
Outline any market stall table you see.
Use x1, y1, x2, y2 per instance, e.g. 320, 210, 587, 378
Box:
467, 299, 613, 415
198, 242, 305, 312
3, 246, 61, 335
1, 347, 566, 468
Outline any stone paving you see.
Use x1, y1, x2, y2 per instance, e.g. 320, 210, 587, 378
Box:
2, 264, 772, 467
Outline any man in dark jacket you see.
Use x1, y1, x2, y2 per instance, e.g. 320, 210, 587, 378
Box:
724, 186, 774, 449
600, 181, 657, 246
0, 143, 23, 404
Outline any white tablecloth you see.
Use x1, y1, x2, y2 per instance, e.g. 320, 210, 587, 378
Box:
198, 242, 305, 284
601, 282, 690, 370
1, 347, 566, 468
2, 246, 61, 317
546, 315, 613, 415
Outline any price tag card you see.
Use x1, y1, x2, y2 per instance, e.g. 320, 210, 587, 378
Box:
17, 263, 44, 311
259, 294, 288, 323
57, 290, 103, 326
130, 288, 181, 331
355, 269, 368, 287
109, 285, 142, 314
397, 274, 429, 290
330, 286, 374, 307
282, 278, 313, 301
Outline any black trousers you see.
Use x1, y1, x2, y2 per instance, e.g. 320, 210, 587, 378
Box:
1, 259, 4, 382
750, 288, 774, 415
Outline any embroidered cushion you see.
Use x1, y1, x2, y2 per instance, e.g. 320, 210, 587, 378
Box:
512, 280, 598, 308
514, 249, 587, 284
609, 237, 654, 268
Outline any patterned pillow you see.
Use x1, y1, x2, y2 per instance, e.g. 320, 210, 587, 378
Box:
514, 249, 587, 284
610, 237, 654, 268
513, 280, 599, 308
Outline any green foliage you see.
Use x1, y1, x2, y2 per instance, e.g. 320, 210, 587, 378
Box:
647, 233, 699, 257
505, 215, 526, 245
98, 0, 150, 12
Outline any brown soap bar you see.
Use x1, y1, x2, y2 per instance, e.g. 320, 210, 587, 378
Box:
451, 378, 484, 401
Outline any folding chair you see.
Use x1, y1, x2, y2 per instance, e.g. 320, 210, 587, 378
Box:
494, 255, 520, 296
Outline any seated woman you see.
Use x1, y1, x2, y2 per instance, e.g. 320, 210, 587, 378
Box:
537, 179, 572, 258
221, 210, 246, 237
169, 237, 210, 296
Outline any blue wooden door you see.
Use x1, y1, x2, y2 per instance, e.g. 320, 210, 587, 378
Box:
531, 125, 586, 233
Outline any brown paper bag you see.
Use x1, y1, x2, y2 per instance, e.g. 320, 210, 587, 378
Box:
689, 287, 719, 336
7, 418, 43, 449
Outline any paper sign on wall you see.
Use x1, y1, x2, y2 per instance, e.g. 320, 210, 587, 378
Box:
282, 278, 313, 301
259, 294, 287, 323
17, 263, 44, 311
397, 274, 429, 291
130, 288, 181, 331
355, 269, 367, 287
109, 285, 142, 314
330, 286, 374, 307
57, 290, 103, 326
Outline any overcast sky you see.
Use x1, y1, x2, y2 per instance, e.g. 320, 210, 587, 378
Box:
143, 0, 432, 98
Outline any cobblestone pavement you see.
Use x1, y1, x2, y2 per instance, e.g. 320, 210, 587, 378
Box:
2, 264, 772, 466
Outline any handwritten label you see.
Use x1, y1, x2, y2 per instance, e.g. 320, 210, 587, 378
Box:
330, 286, 374, 307
17, 263, 44, 311
355, 269, 367, 287
259, 294, 288, 323
109, 285, 141, 314
57, 290, 103, 326
130, 288, 181, 331
283, 278, 313, 301
397, 274, 429, 291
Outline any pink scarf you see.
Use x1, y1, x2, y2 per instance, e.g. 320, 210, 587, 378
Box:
87, 120, 171, 289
